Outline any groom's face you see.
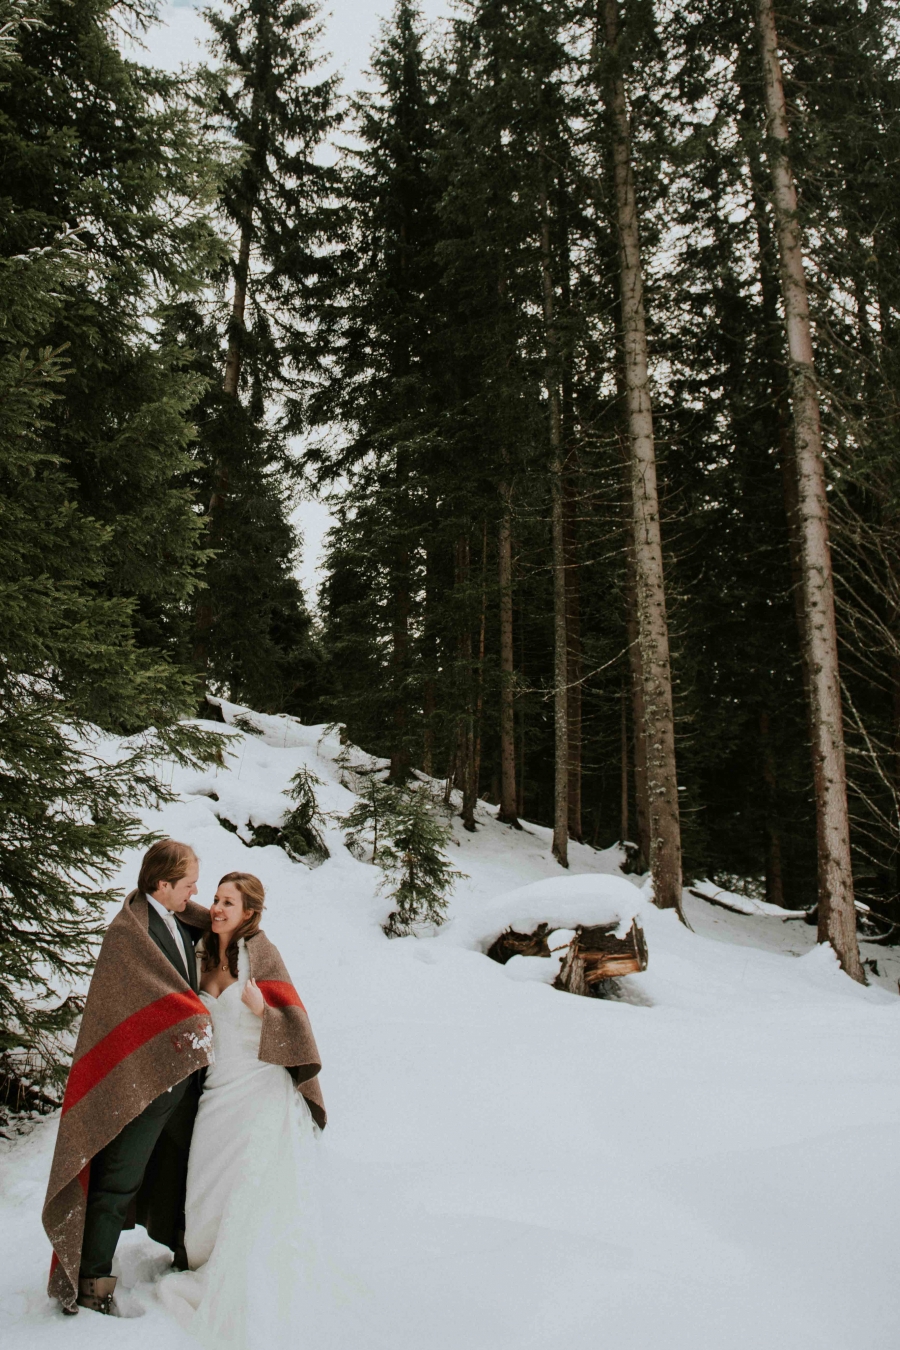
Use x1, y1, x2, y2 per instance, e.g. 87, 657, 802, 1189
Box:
153, 863, 200, 913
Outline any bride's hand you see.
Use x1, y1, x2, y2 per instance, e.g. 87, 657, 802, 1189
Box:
241, 978, 265, 1019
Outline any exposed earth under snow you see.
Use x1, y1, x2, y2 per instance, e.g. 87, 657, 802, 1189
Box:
3, 703, 900, 1350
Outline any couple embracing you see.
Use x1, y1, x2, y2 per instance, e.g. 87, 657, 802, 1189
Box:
42, 839, 327, 1348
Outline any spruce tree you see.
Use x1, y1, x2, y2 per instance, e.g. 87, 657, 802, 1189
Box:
0, 222, 218, 1111
190, 0, 339, 711
0, 0, 224, 690
341, 779, 462, 933
311, 0, 443, 779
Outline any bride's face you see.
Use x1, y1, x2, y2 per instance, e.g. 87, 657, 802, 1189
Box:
210, 882, 252, 942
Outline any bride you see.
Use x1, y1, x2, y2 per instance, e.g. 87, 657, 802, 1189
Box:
160, 871, 327, 1350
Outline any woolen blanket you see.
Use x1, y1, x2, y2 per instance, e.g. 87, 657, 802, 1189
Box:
244, 929, 326, 1130
42, 890, 213, 1310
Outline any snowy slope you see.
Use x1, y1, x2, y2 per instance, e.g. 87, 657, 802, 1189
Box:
3, 705, 900, 1350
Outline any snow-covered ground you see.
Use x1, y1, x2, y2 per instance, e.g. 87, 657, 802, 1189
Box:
3, 704, 900, 1349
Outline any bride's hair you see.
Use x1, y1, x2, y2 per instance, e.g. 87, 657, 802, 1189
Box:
202, 871, 265, 977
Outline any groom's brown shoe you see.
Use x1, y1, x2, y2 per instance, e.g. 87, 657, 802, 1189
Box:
76, 1275, 117, 1315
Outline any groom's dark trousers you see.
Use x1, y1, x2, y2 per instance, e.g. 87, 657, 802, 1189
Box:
79, 906, 202, 1279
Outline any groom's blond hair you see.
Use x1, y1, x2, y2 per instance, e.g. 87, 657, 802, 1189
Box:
138, 839, 197, 896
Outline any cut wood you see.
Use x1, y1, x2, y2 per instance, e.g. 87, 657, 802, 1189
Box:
555, 920, 648, 996
487, 919, 648, 998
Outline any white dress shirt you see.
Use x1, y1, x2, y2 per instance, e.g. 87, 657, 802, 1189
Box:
147, 893, 191, 979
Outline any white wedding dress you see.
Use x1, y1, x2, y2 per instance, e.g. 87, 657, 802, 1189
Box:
159, 940, 327, 1350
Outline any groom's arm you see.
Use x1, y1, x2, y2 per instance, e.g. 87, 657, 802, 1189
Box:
180, 900, 211, 933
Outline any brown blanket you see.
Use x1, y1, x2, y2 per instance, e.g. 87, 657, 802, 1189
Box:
42, 891, 213, 1310
244, 929, 326, 1130
44, 897, 326, 1310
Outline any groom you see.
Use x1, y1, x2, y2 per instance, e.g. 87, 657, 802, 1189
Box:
43, 840, 213, 1316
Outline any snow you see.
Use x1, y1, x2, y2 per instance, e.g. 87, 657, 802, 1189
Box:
3, 704, 900, 1349
447, 872, 644, 953
689, 878, 809, 918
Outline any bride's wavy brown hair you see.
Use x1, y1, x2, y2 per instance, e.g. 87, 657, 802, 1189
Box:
202, 871, 265, 977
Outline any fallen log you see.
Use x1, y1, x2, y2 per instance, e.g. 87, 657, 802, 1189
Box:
554, 920, 648, 997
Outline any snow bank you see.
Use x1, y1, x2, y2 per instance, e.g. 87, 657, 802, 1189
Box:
6, 699, 900, 1350
448, 872, 644, 952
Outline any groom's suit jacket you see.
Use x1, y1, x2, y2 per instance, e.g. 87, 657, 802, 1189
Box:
127, 902, 207, 1250
146, 903, 201, 994
43, 891, 213, 1311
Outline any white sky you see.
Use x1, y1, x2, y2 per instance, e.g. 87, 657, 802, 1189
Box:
137, 0, 453, 87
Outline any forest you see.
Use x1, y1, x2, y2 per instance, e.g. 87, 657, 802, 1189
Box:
2, 0, 899, 1084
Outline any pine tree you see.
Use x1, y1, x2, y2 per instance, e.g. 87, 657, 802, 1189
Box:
0, 0, 224, 687
0, 217, 218, 1109
312, 0, 900, 927
436, 0, 587, 852
311, 0, 443, 779
341, 779, 463, 934
188, 0, 339, 711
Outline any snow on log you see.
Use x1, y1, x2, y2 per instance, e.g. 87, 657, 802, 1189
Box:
461, 874, 643, 954
687, 884, 808, 920
463, 875, 648, 998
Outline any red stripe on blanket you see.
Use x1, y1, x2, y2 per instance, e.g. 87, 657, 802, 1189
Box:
61, 991, 207, 1116
257, 980, 305, 1011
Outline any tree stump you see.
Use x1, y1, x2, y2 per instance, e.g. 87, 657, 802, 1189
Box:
486, 918, 648, 999
554, 920, 648, 997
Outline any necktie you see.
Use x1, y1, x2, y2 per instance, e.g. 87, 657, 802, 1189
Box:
163, 910, 188, 979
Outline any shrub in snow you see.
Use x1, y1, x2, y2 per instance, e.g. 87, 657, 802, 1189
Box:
269, 767, 329, 863
341, 775, 398, 863
217, 767, 329, 865
341, 779, 464, 935
231, 712, 264, 737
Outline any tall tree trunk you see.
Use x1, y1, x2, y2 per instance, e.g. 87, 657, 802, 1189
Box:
564, 465, 583, 841
614, 296, 650, 870
422, 676, 436, 778
624, 536, 651, 870
473, 521, 488, 797
389, 549, 410, 783
759, 710, 785, 907
620, 683, 629, 843
601, 0, 682, 909
559, 193, 582, 844
517, 609, 527, 820
497, 484, 520, 825
456, 534, 477, 831
422, 524, 439, 779
222, 224, 252, 402
193, 221, 252, 672
893, 647, 900, 900
539, 173, 569, 868
756, 0, 862, 981
742, 84, 814, 721
422, 546, 436, 779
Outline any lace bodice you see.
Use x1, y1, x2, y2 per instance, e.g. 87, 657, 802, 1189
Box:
199, 941, 265, 1086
